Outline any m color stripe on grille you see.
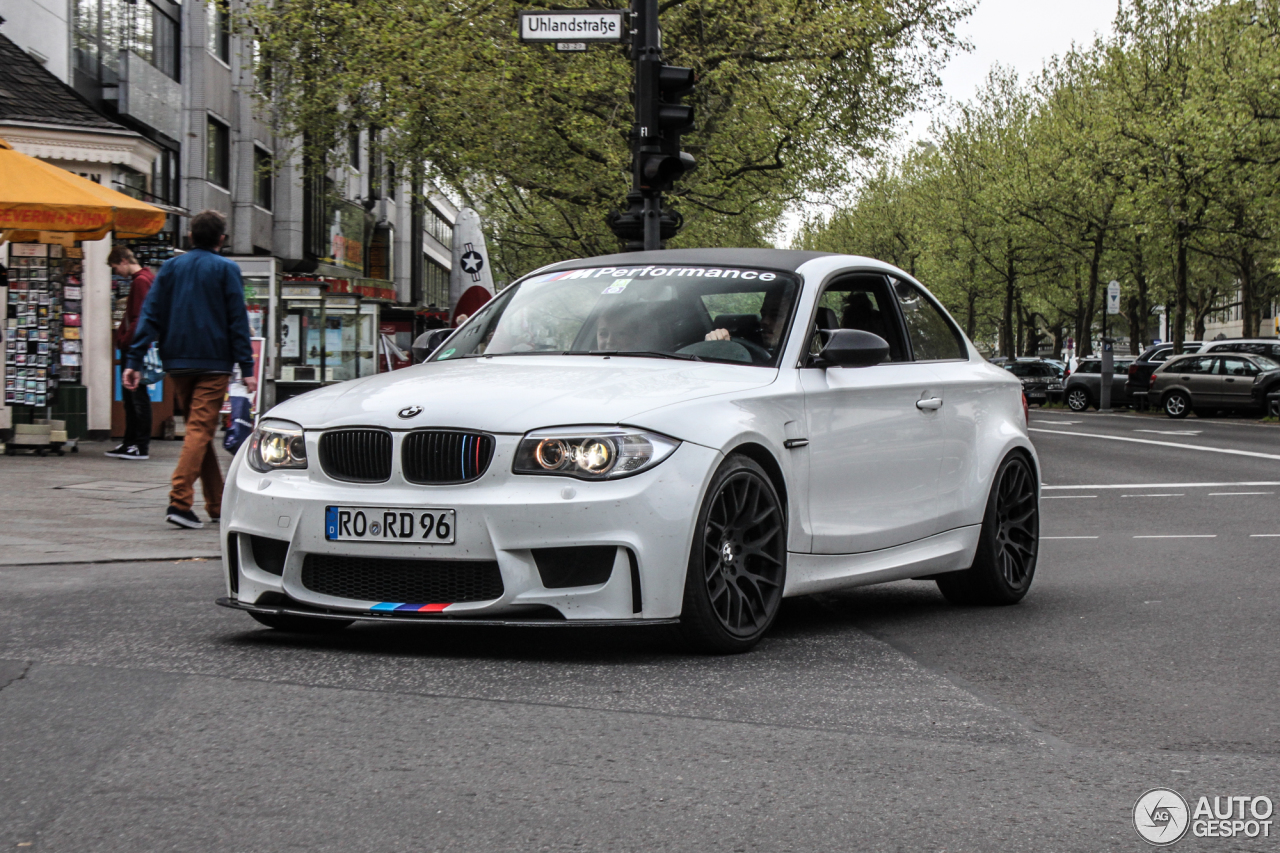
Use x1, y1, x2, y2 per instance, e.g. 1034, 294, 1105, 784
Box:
370, 602, 451, 612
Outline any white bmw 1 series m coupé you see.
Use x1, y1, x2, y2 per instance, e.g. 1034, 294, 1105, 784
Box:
218, 249, 1039, 653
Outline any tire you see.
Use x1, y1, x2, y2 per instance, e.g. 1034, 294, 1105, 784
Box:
1163, 391, 1191, 419
679, 454, 787, 654
937, 453, 1038, 606
248, 612, 353, 633
1066, 388, 1091, 412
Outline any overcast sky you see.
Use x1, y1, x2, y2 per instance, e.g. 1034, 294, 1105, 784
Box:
780, 0, 1123, 242
904, 0, 1122, 135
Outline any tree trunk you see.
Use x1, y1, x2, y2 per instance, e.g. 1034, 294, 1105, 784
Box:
1001, 242, 1016, 359
1134, 234, 1149, 351
1015, 297, 1025, 356
1240, 245, 1255, 338
1173, 226, 1189, 353
965, 259, 977, 341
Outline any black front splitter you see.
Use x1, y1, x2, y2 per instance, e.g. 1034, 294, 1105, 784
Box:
216, 597, 678, 628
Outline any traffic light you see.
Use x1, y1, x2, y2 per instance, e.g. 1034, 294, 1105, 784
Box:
638, 64, 696, 191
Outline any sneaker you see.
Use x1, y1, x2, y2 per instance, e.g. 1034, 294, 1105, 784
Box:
165, 506, 204, 529
104, 444, 130, 458
119, 445, 149, 460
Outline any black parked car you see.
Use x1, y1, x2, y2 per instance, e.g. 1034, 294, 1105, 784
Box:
1126, 341, 1204, 408
1003, 361, 1064, 406
1065, 358, 1136, 411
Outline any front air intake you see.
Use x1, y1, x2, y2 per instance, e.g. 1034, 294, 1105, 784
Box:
318, 429, 392, 483
402, 430, 495, 484
301, 554, 505, 603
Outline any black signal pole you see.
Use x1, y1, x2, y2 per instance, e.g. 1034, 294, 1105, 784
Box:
634, 0, 662, 250
606, 0, 696, 251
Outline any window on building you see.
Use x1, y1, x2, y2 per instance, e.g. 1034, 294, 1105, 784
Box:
424, 206, 453, 247
348, 127, 361, 170
207, 1, 230, 63
425, 259, 449, 309
207, 117, 230, 188
385, 161, 396, 200
254, 147, 273, 210
74, 0, 179, 84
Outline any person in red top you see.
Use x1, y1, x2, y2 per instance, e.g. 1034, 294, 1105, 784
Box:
106, 246, 155, 460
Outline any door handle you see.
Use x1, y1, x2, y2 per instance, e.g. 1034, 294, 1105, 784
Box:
1225, 378, 1235, 383
916, 397, 943, 411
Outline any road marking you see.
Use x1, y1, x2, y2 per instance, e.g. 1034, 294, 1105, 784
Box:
1249, 534, 1280, 538
1042, 535, 1099, 540
1133, 534, 1217, 539
1028, 428, 1280, 461
1135, 429, 1202, 436
1033, 420, 1082, 425
1122, 493, 1184, 498
1043, 481, 1280, 490
1209, 491, 1274, 496
1043, 495, 1097, 499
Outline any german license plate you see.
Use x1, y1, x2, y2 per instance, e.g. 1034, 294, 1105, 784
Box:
325, 506, 456, 544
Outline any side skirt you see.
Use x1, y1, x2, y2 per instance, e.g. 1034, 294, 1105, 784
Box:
782, 525, 982, 597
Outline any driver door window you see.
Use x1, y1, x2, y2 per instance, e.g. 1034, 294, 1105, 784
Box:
808, 275, 908, 362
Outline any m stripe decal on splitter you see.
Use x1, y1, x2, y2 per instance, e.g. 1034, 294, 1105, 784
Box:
370, 602, 451, 612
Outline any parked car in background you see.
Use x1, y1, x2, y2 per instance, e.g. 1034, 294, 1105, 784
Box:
1004, 360, 1064, 406
1151, 351, 1280, 418
1065, 357, 1136, 411
1202, 339, 1280, 359
1126, 342, 1205, 408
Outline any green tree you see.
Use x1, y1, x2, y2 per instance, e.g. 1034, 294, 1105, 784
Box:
247, 0, 971, 278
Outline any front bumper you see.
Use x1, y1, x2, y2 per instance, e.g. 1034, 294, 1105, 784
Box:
216, 596, 680, 628
221, 434, 721, 622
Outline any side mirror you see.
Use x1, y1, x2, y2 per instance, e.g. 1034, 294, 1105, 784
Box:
818, 329, 890, 368
411, 328, 453, 363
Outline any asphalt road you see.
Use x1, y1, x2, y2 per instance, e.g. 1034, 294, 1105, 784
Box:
1, 414, 1278, 851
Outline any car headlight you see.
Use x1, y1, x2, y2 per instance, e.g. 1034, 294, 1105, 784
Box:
1049, 382, 1063, 390
513, 427, 680, 480
246, 419, 308, 472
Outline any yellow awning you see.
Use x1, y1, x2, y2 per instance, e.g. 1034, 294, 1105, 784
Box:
0, 137, 167, 242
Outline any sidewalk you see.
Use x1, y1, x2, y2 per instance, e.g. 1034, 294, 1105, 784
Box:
0, 439, 225, 565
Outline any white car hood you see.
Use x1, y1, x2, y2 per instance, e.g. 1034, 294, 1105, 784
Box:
267, 356, 778, 436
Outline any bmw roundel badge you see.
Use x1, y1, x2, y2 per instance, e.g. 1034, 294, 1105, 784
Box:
398, 405, 423, 419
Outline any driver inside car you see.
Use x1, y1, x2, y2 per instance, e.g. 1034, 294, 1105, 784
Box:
703, 290, 786, 350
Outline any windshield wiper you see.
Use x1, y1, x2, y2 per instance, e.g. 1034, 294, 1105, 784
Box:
588, 350, 703, 362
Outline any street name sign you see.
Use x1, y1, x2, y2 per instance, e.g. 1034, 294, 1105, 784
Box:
518, 10, 627, 44
1107, 280, 1121, 315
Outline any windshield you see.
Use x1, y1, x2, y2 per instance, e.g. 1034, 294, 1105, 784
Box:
1252, 355, 1280, 371
434, 264, 801, 367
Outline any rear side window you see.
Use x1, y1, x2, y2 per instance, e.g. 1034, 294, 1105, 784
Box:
1174, 357, 1216, 374
892, 280, 966, 361
1077, 361, 1100, 374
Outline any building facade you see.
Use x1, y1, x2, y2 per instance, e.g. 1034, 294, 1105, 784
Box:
0, 1, 458, 435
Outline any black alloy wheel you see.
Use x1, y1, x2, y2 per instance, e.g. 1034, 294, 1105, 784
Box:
1163, 390, 1191, 419
679, 455, 787, 653
1066, 388, 1091, 412
937, 453, 1038, 606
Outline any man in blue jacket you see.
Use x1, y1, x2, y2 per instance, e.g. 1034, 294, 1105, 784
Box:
124, 210, 257, 529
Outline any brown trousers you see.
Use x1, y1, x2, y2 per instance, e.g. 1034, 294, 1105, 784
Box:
170, 373, 229, 516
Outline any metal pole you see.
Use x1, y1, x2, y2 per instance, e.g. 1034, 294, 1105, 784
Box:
643, 194, 660, 251
633, 0, 662, 251
1099, 303, 1113, 412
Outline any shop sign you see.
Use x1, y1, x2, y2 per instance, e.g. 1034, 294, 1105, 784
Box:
282, 284, 324, 299
324, 202, 367, 273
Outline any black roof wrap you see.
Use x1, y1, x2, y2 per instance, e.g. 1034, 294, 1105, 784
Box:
538, 248, 839, 275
